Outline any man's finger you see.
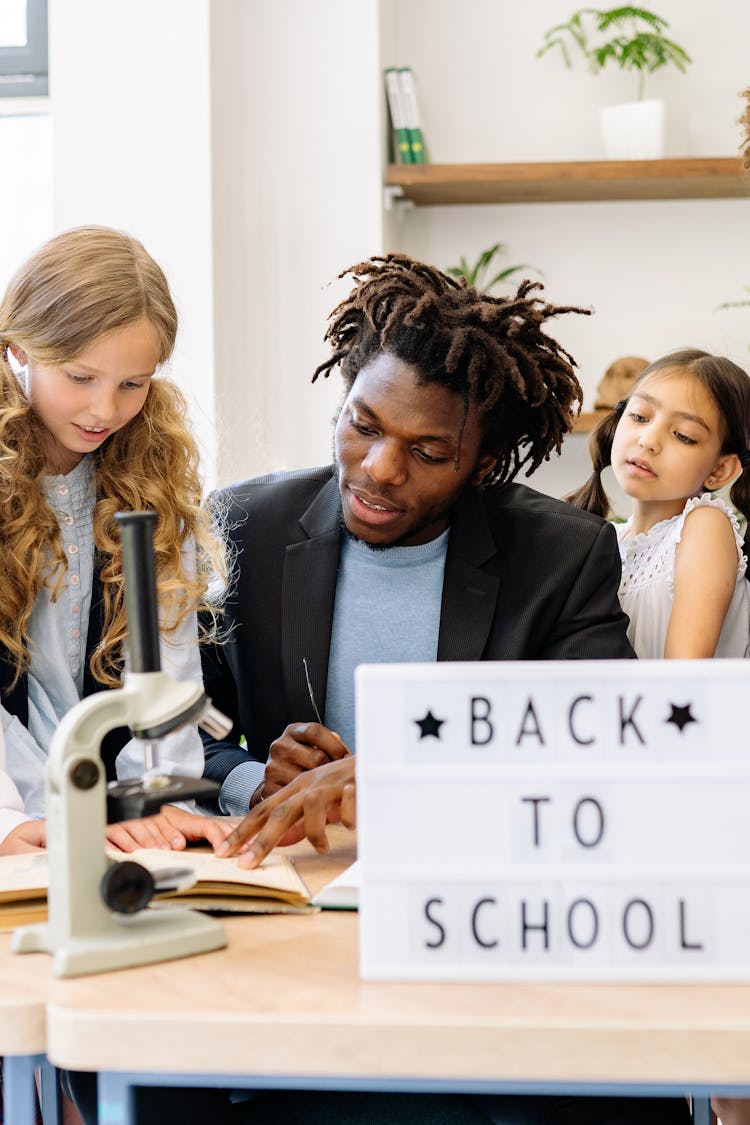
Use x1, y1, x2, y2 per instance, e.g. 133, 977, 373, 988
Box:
303, 789, 336, 853
236, 798, 305, 867
218, 802, 275, 855
340, 782, 357, 829
279, 723, 352, 761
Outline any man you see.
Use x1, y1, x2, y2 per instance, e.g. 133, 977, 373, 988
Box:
206, 255, 693, 1125
202, 253, 634, 819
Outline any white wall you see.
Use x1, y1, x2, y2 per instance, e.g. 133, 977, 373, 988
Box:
49, 0, 218, 477
0, 106, 53, 294
210, 0, 384, 486
46, 1, 750, 498
382, 0, 749, 162
49, 0, 384, 489
379, 0, 750, 499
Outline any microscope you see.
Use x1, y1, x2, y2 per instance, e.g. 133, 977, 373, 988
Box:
13, 512, 232, 976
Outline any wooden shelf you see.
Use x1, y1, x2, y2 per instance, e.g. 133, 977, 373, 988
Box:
386, 158, 748, 205
573, 409, 609, 433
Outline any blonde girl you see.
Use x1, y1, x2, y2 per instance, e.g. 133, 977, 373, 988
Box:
0, 225, 229, 855
567, 349, 750, 660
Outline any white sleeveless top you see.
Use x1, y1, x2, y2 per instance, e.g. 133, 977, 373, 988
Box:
616, 494, 750, 659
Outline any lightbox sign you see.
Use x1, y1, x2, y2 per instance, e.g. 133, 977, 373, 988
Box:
355, 660, 750, 981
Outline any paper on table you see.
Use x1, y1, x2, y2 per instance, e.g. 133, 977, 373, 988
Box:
311, 860, 360, 910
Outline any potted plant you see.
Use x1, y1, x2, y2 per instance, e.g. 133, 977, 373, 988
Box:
446, 243, 539, 294
536, 6, 692, 159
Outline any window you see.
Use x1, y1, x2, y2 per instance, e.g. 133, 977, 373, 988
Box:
0, 0, 48, 97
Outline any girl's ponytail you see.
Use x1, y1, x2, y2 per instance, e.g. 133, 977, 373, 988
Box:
564, 402, 624, 518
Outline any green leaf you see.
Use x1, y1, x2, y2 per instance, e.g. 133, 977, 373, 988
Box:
535, 4, 690, 89
485, 264, 538, 291
446, 244, 542, 294
596, 7, 667, 34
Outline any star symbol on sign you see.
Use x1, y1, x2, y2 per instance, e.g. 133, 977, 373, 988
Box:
415, 710, 445, 739
666, 703, 698, 733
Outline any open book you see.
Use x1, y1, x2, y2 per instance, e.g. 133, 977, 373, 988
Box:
0, 847, 312, 931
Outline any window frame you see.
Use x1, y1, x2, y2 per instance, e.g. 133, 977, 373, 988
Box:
0, 0, 48, 98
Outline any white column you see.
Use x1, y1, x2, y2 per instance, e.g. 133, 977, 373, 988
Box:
211, 0, 384, 485
51, 0, 385, 489
49, 0, 217, 479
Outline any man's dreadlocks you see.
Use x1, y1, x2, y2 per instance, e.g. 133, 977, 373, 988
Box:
312, 253, 589, 488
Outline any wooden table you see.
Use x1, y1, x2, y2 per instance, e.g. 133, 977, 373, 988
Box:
42, 827, 750, 1125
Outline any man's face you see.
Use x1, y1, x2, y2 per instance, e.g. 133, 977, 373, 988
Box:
334, 352, 495, 547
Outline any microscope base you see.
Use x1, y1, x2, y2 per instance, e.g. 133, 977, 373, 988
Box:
13, 905, 227, 977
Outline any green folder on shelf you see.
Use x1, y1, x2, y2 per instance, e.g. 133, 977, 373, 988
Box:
384, 67, 413, 164
398, 66, 427, 164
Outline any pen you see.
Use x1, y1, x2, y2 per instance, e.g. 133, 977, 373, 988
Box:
302, 656, 323, 724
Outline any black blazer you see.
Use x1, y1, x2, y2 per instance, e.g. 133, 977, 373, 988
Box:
0, 566, 129, 782
201, 467, 634, 790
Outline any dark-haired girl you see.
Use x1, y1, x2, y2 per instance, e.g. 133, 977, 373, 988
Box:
568, 349, 750, 658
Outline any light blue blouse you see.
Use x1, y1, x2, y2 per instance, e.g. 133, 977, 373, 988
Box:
0, 456, 205, 839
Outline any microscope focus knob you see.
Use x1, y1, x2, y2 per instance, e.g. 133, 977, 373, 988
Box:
100, 861, 155, 914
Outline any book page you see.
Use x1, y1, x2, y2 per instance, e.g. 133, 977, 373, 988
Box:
0, 851, 49, 901
0, 848, 310, 909
311, 860, 360, 910
121, 848, 311, 905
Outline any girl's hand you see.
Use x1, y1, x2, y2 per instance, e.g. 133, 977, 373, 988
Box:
105, 804, 234, 854
0, 820, 47, 855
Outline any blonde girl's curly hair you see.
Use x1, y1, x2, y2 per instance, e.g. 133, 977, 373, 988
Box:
0, 224, 225, 687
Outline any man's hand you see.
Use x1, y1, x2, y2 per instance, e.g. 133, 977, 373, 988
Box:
105, 804, 235, 854
218, 756, 356, 867
256, 722, 351, 805
0, 820, 47, 855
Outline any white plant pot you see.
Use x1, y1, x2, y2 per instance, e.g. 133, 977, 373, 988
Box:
599, 98, 665, 160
